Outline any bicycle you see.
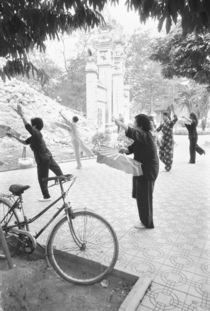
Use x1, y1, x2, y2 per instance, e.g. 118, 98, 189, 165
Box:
0, 174, 119, 285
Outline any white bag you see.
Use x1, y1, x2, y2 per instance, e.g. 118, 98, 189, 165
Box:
18, 147, 33, 169
96, 145, 142, 176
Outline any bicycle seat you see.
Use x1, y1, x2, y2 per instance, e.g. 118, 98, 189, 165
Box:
9, 184, 30, 196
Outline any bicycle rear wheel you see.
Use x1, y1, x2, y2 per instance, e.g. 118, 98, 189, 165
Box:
0, 197, 21, 256
47, 211, 119, 285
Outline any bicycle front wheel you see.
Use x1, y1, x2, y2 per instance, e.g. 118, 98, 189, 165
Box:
47, 211, 119, 285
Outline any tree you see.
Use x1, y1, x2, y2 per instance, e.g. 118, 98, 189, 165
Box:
16, 18, 125, 113
125, 30, 176, 115
1, 0, 210, 81
174, 80, 210, 119
150, 25, 210, 118
125, 0, 210, 34
17, 48, 63, 91
151, 26, 210, 85
49, 54, 87, 113
0, 0, 103, 81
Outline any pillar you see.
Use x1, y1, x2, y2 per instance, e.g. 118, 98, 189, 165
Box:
85, 60, 98, 125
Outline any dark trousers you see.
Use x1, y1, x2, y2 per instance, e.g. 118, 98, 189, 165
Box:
189, 137, 205, 163
37, 157, 63, 198
132, 176, 155, 228
189, 137, 197, 163
196, 144, 205, 155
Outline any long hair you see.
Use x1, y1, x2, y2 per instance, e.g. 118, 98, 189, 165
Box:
135, 114, 152, 132
190, 112, 198, 126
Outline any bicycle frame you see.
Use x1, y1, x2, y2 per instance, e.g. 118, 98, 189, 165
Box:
1, 176, 76, 240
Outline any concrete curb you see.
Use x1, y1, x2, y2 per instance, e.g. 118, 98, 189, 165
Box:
118, 276, 152, 311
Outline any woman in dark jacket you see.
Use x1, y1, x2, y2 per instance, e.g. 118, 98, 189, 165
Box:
114, 114, 159, 229
182, 113, 205, 163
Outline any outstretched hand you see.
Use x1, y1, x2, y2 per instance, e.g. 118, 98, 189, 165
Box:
6, 130, 18, 139
119, 148, 128, 154
112, 116, 118, 125
6, 131, 13, 137
17, 104, 23, 115
12, 104, 23, 116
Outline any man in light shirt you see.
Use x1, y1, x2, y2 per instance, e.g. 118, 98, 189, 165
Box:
59, 112, 93, 169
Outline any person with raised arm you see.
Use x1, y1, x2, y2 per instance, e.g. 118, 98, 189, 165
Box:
182, 113, 205, 163
114, 114, 159, 229
59, 112, 94, 169
7, 104, 63, 201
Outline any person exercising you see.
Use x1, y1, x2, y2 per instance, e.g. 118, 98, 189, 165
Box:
8, 104, 63, 201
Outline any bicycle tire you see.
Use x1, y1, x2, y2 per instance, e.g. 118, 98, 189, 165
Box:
46, 210, 119, 285
0, 197, 21, 256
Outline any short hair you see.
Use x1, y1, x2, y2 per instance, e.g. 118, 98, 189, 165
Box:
72, 116, 79, 123
31, 118, 44, 130
135, 114, 152, 132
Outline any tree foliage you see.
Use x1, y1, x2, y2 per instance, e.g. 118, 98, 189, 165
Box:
0, 0, 104, 81
50, 55, 87, 113
173, 80, 210, 119
15, 19, 125, 113
1, 0, 210, 81
125, 31, 176, 114
150, 26, 210, 118
17, 49, 63, 91
126, 0, 210, 34
151, 26, 210, 86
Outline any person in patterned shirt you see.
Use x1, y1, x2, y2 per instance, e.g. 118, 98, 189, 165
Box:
156, 112, 178, 171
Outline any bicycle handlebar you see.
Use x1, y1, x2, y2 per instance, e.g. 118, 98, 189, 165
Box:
43, 174, 74, 183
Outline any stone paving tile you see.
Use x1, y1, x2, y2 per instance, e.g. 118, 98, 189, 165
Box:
0, 135, 210, 309
137, 282, 194, 311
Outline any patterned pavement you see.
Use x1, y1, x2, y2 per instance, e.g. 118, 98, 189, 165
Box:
0, 135, 210, 310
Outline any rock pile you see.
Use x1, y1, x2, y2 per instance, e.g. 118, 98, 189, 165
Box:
0, 79, 96, 171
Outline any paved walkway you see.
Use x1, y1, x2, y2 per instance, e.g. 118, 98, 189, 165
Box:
0, 135, 210, 310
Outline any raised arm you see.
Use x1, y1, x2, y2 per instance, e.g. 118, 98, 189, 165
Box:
59, 111, 73, 129
55, 121, 72, 132
13, 104, 28, 126
156, 124, 163, 132
113, 117, 128, 131
181, 116, 192, 124
170, 114, 178, 126
7, 132, 26, 145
